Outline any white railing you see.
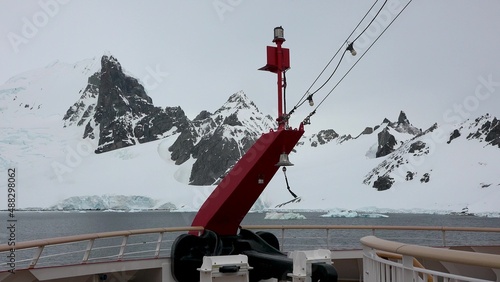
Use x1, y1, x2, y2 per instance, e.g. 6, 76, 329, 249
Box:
241, 225, 500, 252
0, 226, 204, 272
361, 235, 500, 282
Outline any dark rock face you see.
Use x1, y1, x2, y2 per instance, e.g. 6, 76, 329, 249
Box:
169, 91, 275, 185
66, 65, 275, 185
372, 111, 423, 158
190, 131, 241, 185
393, 111, 422, 135
406, 171, 414, 181
64, 55, 189, 154
373, 175, 394, 191
93, 56, 151, 152
360, 127, 373, 135
376, 128, 397, 157
447, 129, 461, 144
466, 115, 500, 148
409, 141, 426, 153
310, 129, 339, 147
484, 118, 500, 147
63, 71, 100, 129
420, 173, 430, 183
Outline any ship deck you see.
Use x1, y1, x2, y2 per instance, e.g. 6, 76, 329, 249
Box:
1, 225, 499, 281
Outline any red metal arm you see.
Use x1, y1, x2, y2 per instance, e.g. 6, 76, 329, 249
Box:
190, 125, 304, 236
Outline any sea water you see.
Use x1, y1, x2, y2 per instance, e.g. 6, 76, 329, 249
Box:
1, 211, 499, 270
3, 211, 499, 248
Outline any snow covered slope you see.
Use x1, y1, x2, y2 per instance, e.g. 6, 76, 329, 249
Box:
1, 56, 499, 216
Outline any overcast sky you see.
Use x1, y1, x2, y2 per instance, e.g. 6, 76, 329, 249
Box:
1, 0, 499, 134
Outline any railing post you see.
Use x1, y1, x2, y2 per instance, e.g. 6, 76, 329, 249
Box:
155, 232, 164, 258
118, 235, 129, 260
326, 229, 330, 249
362, 246, 374, 281
402, 254, 414, 282
82, 239, 95, 263
442, 230, 447, 247
29, 246, 45, 269
281, 228, 285, 251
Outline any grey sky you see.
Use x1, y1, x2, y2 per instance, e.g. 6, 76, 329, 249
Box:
1, 0, 499, 134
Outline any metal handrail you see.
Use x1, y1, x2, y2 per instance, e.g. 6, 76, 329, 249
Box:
242, 225, 500, 248
242, 225, 500, 232
0, 226, 205, 271
361, 235, 500, 281
361, 235, 500, 270
1, 225, 499, 272
0, 226, 204, 252
2, 225, 499, 253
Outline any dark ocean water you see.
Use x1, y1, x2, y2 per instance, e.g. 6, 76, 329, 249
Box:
1, 211, 500, 270
4, 211, 500, 248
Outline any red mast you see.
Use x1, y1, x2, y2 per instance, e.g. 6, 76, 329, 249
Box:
259, 26, 290, 129
190, 27, 303, 236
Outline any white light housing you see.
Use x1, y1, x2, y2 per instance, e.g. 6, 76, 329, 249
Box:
307, 94, 314, 106
274, 26, 285, 41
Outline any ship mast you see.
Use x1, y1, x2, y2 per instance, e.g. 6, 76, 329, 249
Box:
190, 27, 303, 236
258, 26, 290, 129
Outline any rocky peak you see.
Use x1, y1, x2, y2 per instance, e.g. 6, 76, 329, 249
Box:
64, 54, 189, 153
63, 71, 100, 128
168, 90, 275, 185
397, 111, 409, 124
393, 111, 421, 135
309, 129, 339, 147
465, 114, 500, 148
376, 127, 397, 157
371, 111, 423, 158
214, 90, 261, 118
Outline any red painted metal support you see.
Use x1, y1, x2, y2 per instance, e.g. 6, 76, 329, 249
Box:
190, 26, 302, 236
259, 27, 290, 129
190, 124, 304, 236
276, 40, 284, 127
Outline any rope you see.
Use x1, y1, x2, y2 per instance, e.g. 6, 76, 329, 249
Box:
282, 167, 298, 198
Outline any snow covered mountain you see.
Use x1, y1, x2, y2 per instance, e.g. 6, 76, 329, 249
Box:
1, 55, 499, 215
168, 90, 275, 185
63, 55, 189, 153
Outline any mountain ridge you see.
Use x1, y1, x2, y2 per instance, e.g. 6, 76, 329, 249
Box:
1, 55, 499, 214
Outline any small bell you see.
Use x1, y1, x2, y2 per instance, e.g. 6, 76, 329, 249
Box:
275, 153, 294, 167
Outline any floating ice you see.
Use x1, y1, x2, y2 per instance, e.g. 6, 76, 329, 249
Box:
320, 209, 388, 218
264, 212, 306, 220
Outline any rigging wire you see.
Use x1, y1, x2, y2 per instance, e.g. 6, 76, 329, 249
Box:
291, 0, 385, 113
351, 0, 388, 43
306, 0, 388, 99
303, 0, 414, 124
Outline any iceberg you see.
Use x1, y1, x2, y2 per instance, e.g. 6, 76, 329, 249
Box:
264, 212, 306, 220
320, 209, 388, 218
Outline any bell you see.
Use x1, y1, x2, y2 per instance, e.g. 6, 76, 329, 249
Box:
275, 153, 294, 167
